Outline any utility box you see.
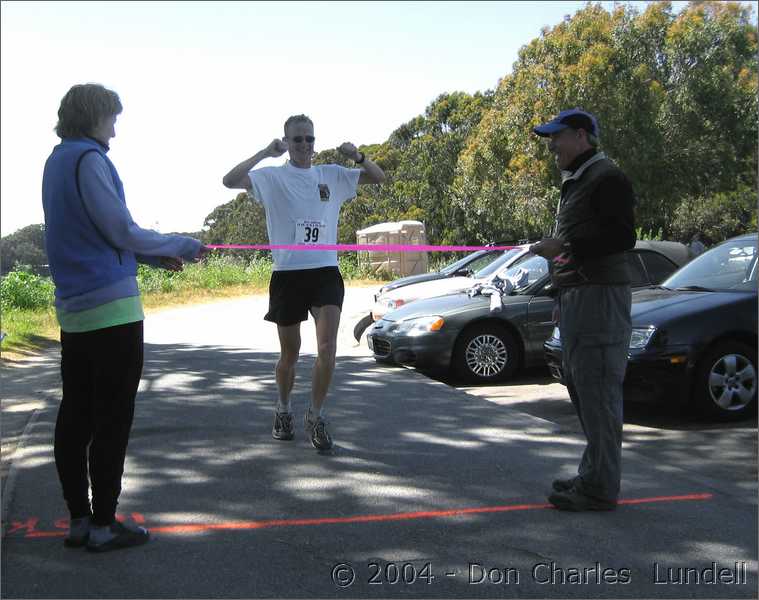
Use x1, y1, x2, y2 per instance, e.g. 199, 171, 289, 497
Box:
356, 220, 428, 277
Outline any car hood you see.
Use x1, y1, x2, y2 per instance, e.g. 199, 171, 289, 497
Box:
380, 272, 443, 293
379, 276, 481, 302
382, 290, 531, 321
631, 286, 754, 324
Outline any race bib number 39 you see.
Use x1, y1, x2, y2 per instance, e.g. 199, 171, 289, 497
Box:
295, 219, 326, 245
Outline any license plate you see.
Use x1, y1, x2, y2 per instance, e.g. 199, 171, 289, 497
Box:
367, 335, 374, 351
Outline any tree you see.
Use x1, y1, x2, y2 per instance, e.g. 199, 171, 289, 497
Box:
340, 91, 494, 245
1, 224, 48, 275
201, 193, 269, 259
454, 1, 757, 242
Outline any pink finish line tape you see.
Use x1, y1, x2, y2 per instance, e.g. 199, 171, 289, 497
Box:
207, 244, 518, 252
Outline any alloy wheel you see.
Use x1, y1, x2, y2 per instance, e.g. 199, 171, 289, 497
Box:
708, 352, 757, 412
465, 334, 508, 378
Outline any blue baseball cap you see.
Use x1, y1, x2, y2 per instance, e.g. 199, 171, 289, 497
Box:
533, 108, 599, 137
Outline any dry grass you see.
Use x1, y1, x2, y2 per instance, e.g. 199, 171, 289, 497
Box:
1, 278, 388, 362
140, 283, 268, 311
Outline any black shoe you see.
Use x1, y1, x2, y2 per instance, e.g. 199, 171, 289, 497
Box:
551, 477, 579, 493
548, 489, 617, 512
86, 521, 150, 553
272, 411, 295, 441
63, 516, 91, 548
305, 414, 333, 451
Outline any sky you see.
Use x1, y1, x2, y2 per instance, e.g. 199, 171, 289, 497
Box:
1, 1, 753, 238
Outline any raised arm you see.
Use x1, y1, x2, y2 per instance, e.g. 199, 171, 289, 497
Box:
337, 142, 385, 185
222, 139, 289, 189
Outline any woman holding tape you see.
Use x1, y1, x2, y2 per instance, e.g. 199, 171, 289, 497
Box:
43, 83, 208, 552
223, 115, 385, 451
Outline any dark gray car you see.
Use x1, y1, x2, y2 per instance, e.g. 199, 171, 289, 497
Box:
367, 241, 690, 383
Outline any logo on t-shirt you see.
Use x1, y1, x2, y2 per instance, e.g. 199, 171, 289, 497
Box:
318, 184, 330, 201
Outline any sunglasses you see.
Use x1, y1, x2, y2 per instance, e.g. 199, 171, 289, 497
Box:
288, 135, 315, 144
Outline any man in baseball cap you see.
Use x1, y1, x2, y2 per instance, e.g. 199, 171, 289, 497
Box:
530, 107, 636, 512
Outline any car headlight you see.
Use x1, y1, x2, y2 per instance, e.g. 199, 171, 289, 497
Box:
391, 316, 445, 336
629, 326, 657, 349
384, 298, 406, 310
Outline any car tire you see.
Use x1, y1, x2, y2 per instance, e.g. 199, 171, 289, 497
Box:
694, 340, 757, 419
353, 314, 374, 342
452, 322, 520, 383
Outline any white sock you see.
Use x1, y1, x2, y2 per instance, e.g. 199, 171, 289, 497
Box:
276, 399, 291, 413
307, 405, 323, 421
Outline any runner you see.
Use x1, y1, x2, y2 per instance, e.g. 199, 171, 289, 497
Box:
222, 115, 385, 450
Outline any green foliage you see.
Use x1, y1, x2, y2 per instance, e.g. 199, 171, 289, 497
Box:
337, 253, 386, 281
136, 254, 273, 294
454, 1, 757, 243
635, 227, 663, 241
1, 269, 55, 310
1, 224, 48, 276
670, 184, 757, 244
201, 192, 270, 260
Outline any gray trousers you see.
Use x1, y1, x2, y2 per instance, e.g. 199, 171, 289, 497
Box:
559, 284, 632, 501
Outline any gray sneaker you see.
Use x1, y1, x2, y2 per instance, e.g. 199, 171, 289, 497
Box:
305, 413, 333, 451
272, 411, 295, 441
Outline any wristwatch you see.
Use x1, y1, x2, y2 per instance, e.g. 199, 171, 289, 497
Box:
355, 152, 366, 164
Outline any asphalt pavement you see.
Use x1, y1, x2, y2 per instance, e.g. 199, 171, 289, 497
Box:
1, 287, 757, 598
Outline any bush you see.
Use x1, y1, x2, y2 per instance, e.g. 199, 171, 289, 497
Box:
136, 254, 271, 294
0, 269, 55, 310
671, 185, 757, 245
338, 253, 387, 281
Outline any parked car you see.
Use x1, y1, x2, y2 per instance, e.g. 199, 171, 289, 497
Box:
378, 241, 525, 295
544, 233, 758, 419
371, 245, 531, 321
353, 243, 529, 341
367, 241, 689, 383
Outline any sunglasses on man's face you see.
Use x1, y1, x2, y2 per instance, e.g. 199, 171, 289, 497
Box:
288, 135, 315, 144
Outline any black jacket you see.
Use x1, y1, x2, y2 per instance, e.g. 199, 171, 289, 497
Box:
551, 150, 636, 287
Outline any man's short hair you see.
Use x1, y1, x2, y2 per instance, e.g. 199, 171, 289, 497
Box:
55, 83, 122, 139
284, 114, 314, 137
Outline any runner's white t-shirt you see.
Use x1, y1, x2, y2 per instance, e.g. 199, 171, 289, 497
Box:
248, 162, 361, 270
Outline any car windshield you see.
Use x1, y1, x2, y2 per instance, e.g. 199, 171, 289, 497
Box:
493, 253, 549, 291
439, 250, 487, 275
663, 238, 758, 292
474, 248, 523, 278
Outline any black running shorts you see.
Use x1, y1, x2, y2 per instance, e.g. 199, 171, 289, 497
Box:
264, 266, 345, 326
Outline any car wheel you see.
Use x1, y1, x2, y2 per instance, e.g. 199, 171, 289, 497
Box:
453, 322, 520, 383
695, 340, 757, 419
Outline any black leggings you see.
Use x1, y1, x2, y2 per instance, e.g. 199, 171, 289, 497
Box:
54, 321, 144, 526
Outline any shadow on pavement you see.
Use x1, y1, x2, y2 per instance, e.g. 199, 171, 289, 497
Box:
2, 343, 756, 598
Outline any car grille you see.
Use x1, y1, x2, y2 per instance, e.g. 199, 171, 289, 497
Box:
372, 337, 391, 357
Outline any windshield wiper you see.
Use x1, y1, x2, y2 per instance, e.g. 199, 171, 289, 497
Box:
674, 285, 713, 292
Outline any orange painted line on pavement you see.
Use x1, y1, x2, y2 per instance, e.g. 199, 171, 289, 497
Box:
151, 493, 713, 534
617, 493, 713, 506
7, 492, 713, 539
